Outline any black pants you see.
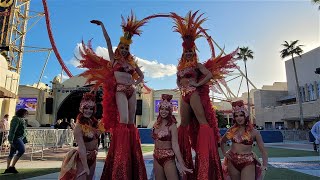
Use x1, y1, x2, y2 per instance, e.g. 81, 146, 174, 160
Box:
0, 132, 3, 146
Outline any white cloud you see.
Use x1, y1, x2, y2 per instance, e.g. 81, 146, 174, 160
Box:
68, 43, 113, 68
135, 57, 176, 78
43, 75, 48, 79
68, 43, 83, 68
95, 46, 111, 60
56, 73, 69, 81
68, 44, 176, 78
69, 58, 81, 68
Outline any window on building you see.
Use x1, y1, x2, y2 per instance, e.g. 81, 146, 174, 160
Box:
265, 122, 273, 129
308, 84, 315, 101
275, 122, 285, 130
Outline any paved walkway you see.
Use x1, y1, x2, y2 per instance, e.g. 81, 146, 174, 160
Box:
265, 141, 315, 151
0, 142, 319, 179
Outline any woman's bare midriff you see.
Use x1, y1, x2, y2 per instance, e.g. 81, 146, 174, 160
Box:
154, 140, 172, 150
114, 71, 134, 85
179, 77, 197, 87
84, 139, 98, 151
230, 143, 252, 154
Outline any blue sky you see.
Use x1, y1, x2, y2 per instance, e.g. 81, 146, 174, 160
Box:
20, 0, 319, 94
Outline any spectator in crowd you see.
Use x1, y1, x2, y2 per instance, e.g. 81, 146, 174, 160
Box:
3, 109, 28, 174
0, 114, 9, 146
97, 119, 104, 149
59, 118, 71, 129
70, 118, 76, 130
311, 120, 320, 152
54, 119, 62, 129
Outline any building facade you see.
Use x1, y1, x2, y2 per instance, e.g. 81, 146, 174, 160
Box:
0, 55, 19, 120
254, 47, 320, 129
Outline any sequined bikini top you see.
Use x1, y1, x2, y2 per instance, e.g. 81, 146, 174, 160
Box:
113, 62, 135, 75
177, 67, 197, 79
79, 121, 104, 143
152, 127, 172, 141
231, 132, 254, 145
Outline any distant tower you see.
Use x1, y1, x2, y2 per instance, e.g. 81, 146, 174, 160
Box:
0, 0, 30, 74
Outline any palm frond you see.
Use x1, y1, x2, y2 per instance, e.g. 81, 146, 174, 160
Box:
237, 46, 254, 61
280, 40, 304, 59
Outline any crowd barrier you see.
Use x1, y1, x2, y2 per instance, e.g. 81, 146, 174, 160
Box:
138, 129, 313, 144
0, 128, 312, 160
0, 129, 74, 160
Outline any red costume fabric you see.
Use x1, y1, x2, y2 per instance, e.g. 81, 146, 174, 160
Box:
222, 100, 263, 180
100, 124, 131, 180
59, 93, 102, 180
79, 13, 148, 180
128, 124, 148, 180
172, 11, 238, 180
153, 148, 175, 167
59, 149, 98, 180
222, 151, 263, 180
177, 82, 224, 180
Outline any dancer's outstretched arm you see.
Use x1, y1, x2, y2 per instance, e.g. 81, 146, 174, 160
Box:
170, 124, 193, 174
74, 125, 90, 176
90, 20, 115, 65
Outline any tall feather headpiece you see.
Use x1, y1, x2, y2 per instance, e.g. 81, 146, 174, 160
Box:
171, 11, 207, 50
120, 11, 148, 45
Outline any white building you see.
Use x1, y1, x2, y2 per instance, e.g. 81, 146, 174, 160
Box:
254, 47, 320, 129
0, 55, 19, 119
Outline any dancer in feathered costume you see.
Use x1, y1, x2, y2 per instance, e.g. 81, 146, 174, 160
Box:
152, 94, 193, 179
59, 93, 104, 180
220, 100, 268, 180
172, 11, 238, 180
78, 12, 147, 180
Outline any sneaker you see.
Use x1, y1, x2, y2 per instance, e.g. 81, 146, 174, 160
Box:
2, 168, 10, 174
9, 167, 18, 174
2, 167, 14, 174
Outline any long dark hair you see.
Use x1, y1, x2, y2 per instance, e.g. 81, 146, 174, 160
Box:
15, 109, 28, 118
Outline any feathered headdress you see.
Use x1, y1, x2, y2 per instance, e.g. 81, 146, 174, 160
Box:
120, 11, 148, 45
78, 40, 114, 90
79, 92, 96, 113
231, 100, 248, 117
171, 10, 207, 51
159, 94, 173, 111
154, 94, 177, 128
226, 100, 253, 140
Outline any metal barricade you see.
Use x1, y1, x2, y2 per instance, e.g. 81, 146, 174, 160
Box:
280, 130, 309, 141
0, 129, 74, 160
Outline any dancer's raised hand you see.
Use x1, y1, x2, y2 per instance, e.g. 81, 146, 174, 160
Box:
90, 20, 102, 25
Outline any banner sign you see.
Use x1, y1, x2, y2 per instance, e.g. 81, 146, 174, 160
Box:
16, 98, 37, 111
155, 100, 178, 114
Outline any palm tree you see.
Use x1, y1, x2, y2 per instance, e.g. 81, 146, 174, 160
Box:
312, 0, 320, 9
237, 47, 254, 121
280, 40, 304, 126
